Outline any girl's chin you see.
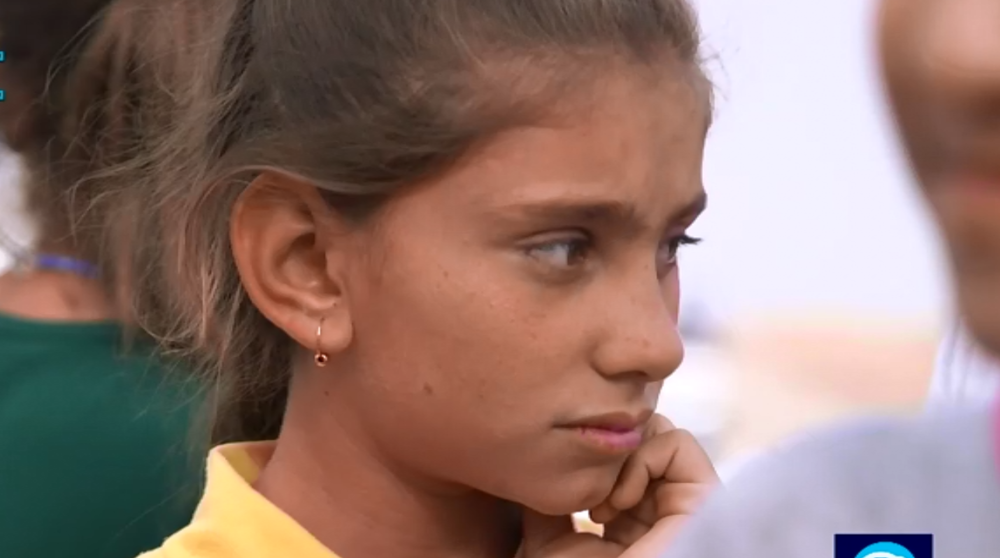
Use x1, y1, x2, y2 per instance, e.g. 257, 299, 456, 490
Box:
508, 471, 619, 517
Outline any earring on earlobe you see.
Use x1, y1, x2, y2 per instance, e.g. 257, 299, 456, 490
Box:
314, 316, 329, 367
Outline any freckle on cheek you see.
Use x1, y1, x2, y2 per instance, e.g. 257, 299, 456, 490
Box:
422, 383, 435, 395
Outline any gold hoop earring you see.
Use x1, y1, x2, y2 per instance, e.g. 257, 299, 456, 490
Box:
314, 317, 329, 367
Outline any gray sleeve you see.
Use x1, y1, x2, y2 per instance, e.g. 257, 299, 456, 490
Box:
660, 412, 994, 558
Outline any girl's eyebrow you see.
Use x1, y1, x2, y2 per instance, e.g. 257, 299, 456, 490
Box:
490, 190, 706, 231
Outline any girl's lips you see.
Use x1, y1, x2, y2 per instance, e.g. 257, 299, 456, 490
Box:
557, 409, 652, 454
571, 426, 644, 454
562, 409, 652, 430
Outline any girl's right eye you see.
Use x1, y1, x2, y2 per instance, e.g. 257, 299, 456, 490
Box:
525, 237, 593, 269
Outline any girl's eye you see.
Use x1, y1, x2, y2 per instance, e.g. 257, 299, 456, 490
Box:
526, 237, 592, 269
657, 234, 701, 275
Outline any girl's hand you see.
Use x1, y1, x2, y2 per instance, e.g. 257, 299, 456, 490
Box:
515, 509, 620, 558
516, 414, 718, 558
590, 414, 719, 554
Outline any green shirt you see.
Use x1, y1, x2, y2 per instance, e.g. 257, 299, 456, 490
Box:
0, 312, 203, 557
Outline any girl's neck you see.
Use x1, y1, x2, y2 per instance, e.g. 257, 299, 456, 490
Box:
255, 373, 521, 558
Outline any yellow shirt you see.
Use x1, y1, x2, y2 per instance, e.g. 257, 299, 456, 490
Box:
141, 442, 602, 558
140, 442, 338, 558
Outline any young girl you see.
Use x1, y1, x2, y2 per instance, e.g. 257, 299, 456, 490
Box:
0, 1, 201, 556
660, 0, 1000, 556
90, 0, 720, 557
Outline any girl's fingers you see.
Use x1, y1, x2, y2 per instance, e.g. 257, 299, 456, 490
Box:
602, 508, 651, 548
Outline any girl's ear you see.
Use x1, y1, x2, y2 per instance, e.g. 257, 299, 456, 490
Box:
230, 171, 354, 360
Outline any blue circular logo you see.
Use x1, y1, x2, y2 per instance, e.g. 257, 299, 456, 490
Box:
854, 541, 915, 558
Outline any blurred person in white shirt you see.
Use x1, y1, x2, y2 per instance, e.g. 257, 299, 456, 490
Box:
927, 322, 1000, 411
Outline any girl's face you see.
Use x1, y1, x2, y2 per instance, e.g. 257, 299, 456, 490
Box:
235, 67, 708, 514
880, 0, 1000, 353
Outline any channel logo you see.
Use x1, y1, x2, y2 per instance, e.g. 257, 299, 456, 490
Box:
834, 534, 932, 558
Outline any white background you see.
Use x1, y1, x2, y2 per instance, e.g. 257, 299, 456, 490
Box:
681, 0, 947, 323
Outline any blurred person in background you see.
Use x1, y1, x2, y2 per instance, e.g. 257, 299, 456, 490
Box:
659, 0, 1000, 556
0, 1, 201, 556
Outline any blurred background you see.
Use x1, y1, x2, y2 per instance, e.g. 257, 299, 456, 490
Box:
0, 0, 947, 478
658, 0, 946, 478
